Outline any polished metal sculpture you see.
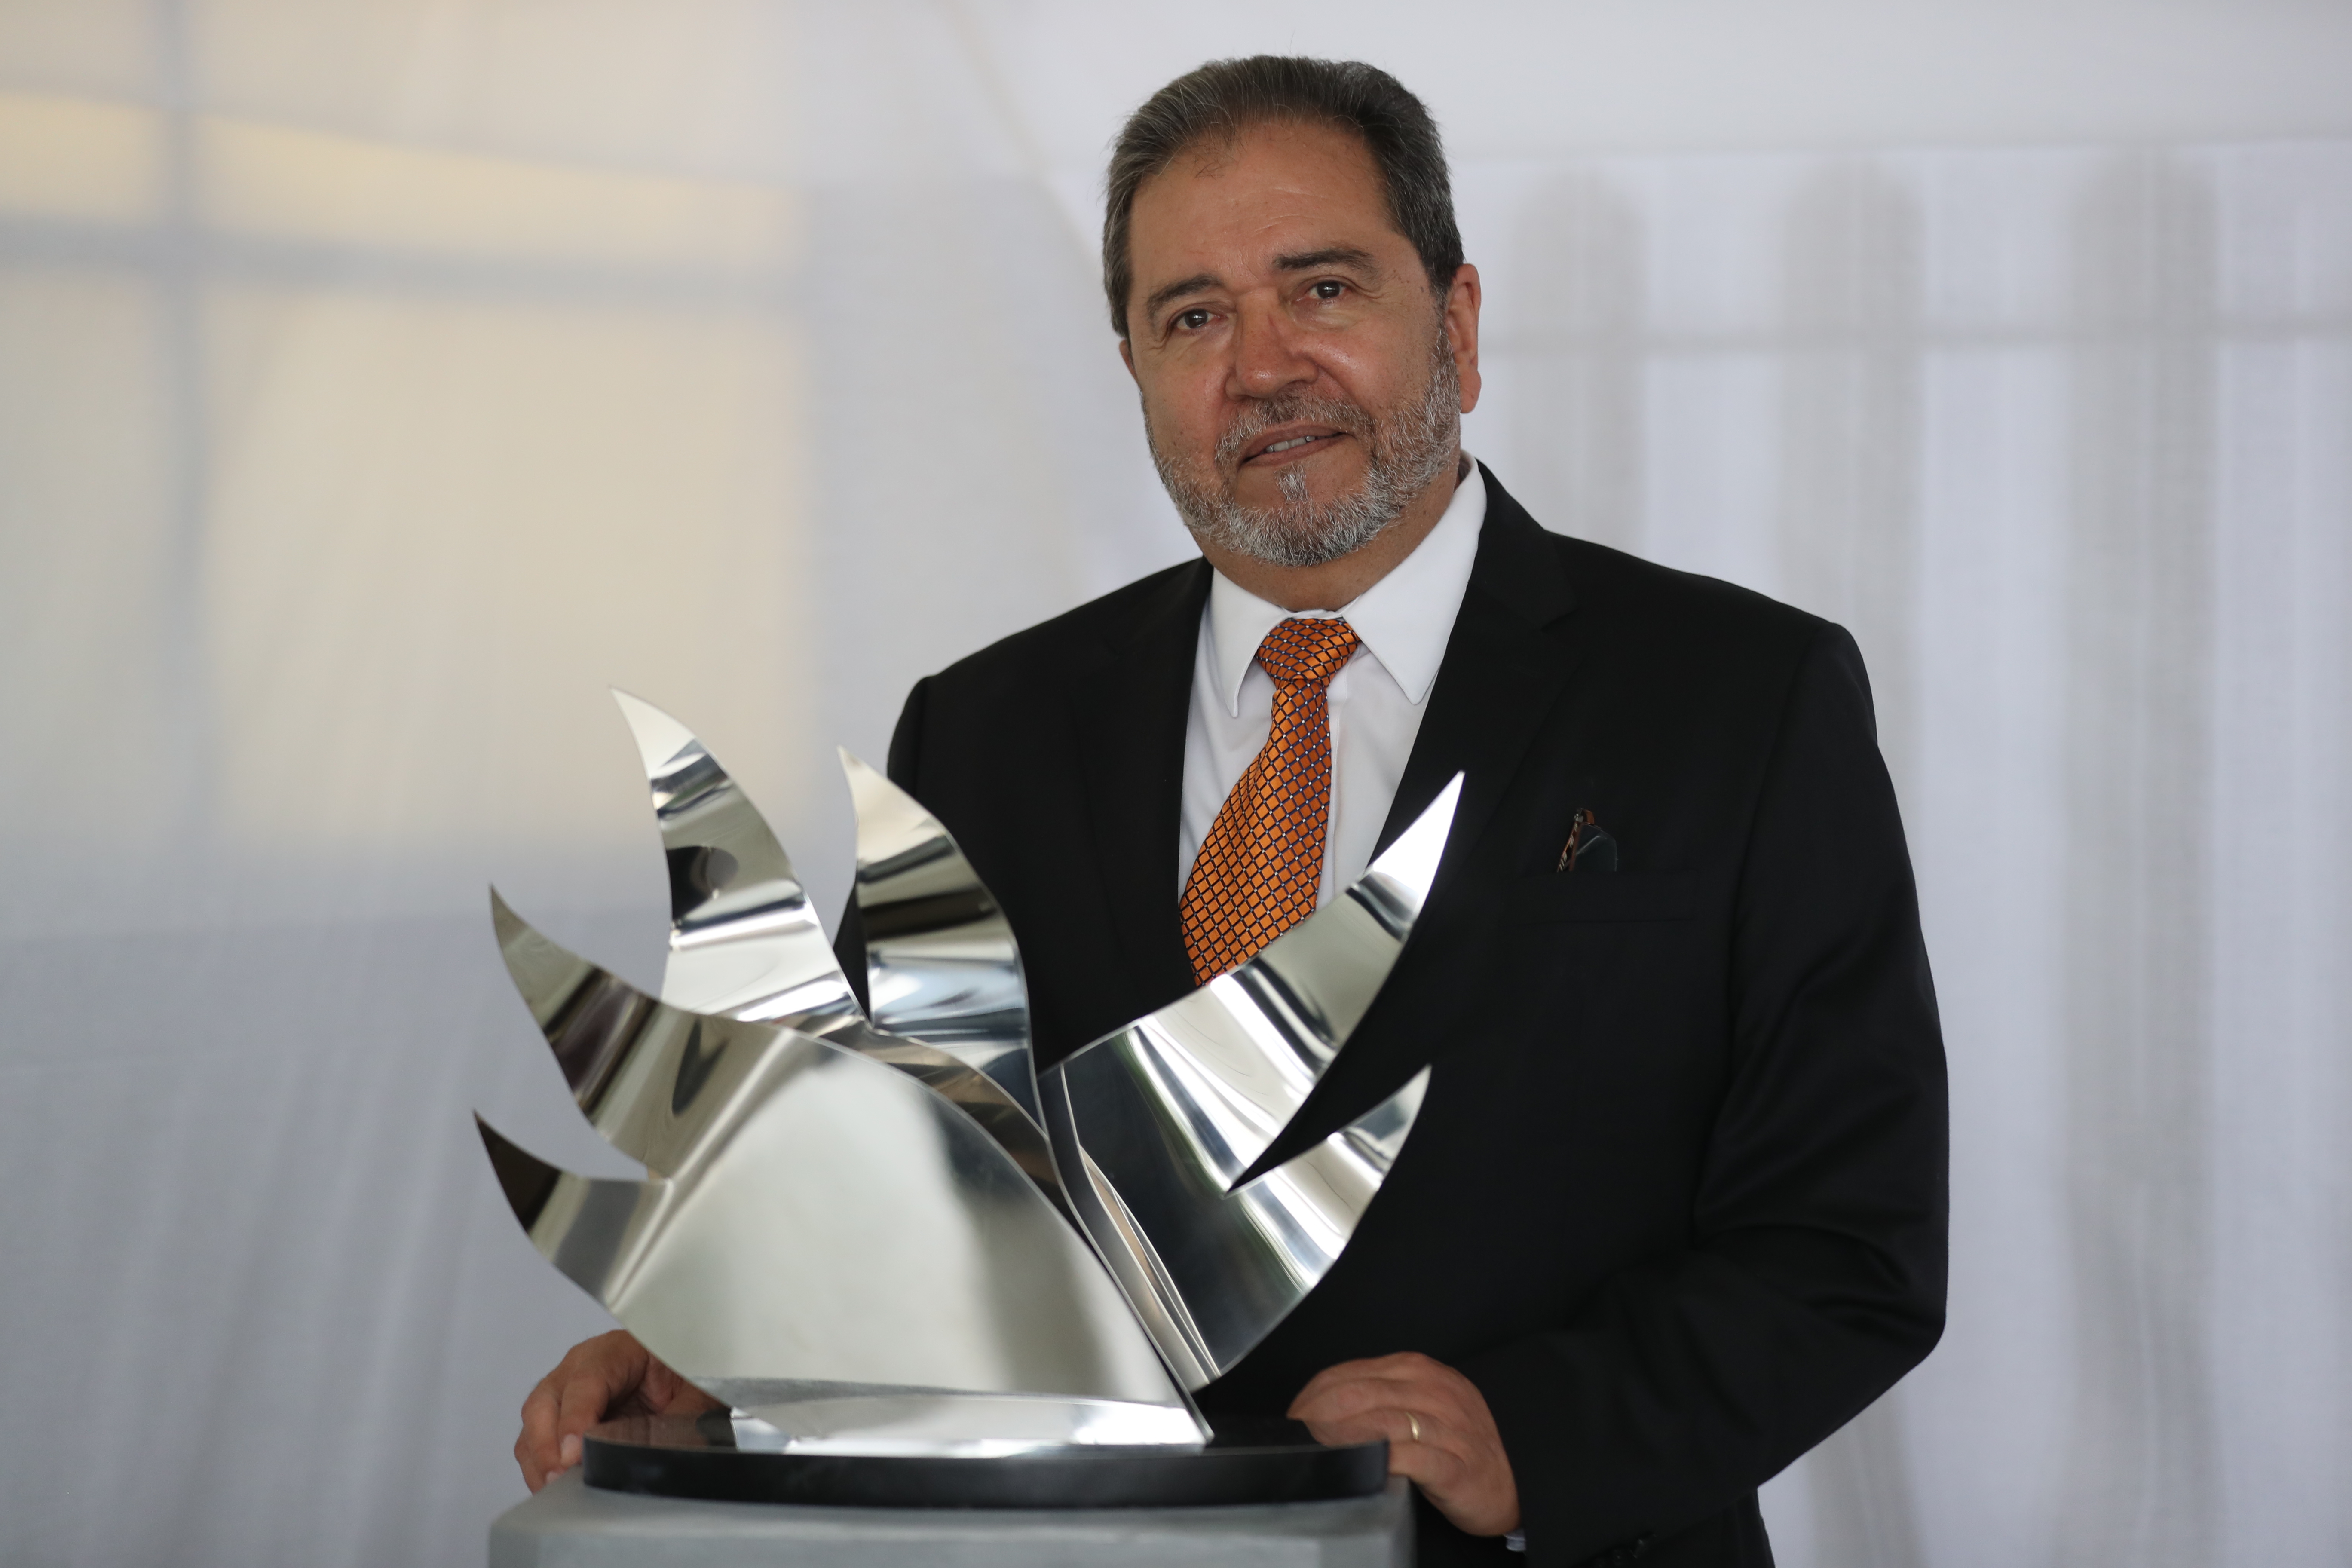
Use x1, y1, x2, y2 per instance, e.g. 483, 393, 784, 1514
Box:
477, 693, 1459, 1456
1042, 780, 1452, 1391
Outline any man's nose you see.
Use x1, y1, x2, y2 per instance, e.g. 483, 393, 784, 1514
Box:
1226, 297, 1315, 400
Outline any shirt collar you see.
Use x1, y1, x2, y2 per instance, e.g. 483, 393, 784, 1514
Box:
1205, 457, 1489, 716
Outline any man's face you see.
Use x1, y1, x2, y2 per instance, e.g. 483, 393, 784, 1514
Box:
1121, 119, 1478, 568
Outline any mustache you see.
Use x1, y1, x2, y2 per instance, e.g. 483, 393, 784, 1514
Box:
1212, 394, 1375, 471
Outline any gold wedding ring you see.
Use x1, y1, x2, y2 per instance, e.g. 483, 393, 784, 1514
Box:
1406, 1411, 1423, 1444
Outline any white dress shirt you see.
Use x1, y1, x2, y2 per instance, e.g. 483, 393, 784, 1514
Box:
1179, 459, 1489, 905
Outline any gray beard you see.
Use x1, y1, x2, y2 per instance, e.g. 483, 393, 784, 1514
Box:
1147, 329, 1462, 570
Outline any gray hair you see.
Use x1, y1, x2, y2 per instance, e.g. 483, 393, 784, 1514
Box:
1102, 56, 1464, 340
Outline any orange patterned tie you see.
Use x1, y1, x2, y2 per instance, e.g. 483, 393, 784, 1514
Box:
1180, 616, 1361, 983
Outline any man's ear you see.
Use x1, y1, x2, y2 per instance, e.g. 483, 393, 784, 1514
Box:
1445, 263, 1483, 415
1118, 335, 1137, 382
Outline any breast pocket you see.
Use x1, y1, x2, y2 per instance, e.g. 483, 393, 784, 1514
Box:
1506, 869, 1697, 925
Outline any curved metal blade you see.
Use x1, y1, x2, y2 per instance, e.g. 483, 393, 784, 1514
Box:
492, 888, 1067, 1208
471, 1027, 1196, 1421
609, 695, 1049, 1158
1039, 774, 1462, 1388
842, 751, 1038, 1122
476, 1114, 675, 1301
612, 689, 862, 1030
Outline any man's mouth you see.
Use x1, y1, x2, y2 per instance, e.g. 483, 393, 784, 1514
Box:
1240, 428, 1345, 466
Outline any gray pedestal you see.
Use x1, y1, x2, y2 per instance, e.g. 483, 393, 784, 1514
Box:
491, 1469, 1414, 1567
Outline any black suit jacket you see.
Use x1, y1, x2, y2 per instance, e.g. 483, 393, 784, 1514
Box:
863, 474, 1948, 1566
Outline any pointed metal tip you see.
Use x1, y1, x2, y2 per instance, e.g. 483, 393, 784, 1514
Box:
1223, 1063, 1433, 1196
609, 689, 702, 777
489, 885, 525, 944
488, 885, 560, 984
1367, 772, 1463, 901
841, 750, 938, 863
488, 889, 631, 1059
608, 686, 664, 735
474, 1112, 567, 1229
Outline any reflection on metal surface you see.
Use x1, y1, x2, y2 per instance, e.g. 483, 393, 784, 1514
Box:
1041, 778, 1462, 1388
475, 697, 1458, 1455
844, 750, 1038, 1121
609, 694, 1058, 1204
613, 689, 857, 1030
492, 883, 1065, 1212
475, 918, 1188, 1418
730, 1393, 1204, 1457
615, 693, 1037, 1127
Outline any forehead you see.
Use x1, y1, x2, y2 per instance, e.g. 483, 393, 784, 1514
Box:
1126, 119, 1404, 280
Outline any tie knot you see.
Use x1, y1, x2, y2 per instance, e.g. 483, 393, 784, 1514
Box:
1256, 617, 1360, 688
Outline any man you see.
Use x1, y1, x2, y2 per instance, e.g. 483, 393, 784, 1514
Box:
516, 56, 1946, 1566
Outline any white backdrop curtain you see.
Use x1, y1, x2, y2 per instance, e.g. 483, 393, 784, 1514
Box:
0, 4, 2345, 1565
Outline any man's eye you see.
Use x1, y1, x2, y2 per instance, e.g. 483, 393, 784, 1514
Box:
1311, 280, 1346, 300
1175, 308, 1213, 331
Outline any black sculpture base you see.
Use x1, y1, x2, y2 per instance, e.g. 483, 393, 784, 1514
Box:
583, 1411, 1389, 1510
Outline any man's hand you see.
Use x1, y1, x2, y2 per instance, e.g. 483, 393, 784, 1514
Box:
514, 1330, 724, 1491
1289, 1351, 1520, 1537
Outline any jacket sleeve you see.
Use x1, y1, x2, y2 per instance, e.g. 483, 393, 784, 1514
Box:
1464, 624, 1949, 1565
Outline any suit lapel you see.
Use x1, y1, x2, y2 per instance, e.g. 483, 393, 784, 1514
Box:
1374, 475, 1580, 882
1068, 559, 1211, 1022
1231, 475, 1582, 1181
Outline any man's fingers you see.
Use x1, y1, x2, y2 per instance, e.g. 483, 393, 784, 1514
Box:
514, 1332, 655, 1491
517, 1375, 569, 1491
1296, 1404, 1471, 1494
524, 1367, 623, 1490
1290, 1352, 1435, 1409
552, 1364, 615, 1447
519, 1375, 559, 1435
1297, 1400, 1440, 1451
640, 1354, 678, 1409
1290, 1351, 1519, 1537
1289, 1371, 1439, 1427
640, 1354, 725, 1417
